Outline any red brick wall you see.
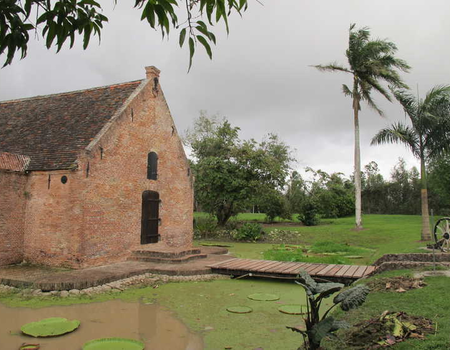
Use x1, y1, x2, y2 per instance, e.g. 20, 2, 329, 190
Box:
0, 171, 27, 265
22, 75, 193, 268
23, 170, 84, 267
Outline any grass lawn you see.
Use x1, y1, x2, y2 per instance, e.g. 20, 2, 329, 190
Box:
195, 214, 431, 265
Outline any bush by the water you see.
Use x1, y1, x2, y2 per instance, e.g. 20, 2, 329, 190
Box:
232, 223, 263, 241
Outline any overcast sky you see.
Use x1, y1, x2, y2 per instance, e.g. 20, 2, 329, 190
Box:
2, 0, 450, 180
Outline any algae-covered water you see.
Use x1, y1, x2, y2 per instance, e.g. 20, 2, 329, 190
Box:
0, 279, 314, 350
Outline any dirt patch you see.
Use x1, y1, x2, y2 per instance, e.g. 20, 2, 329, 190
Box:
345, 311, 434, 349
367, 276, 426, 293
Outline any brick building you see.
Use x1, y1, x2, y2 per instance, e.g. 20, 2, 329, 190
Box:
0, 67, 194, 268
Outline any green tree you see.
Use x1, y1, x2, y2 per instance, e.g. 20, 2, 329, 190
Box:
286, 171, 307, 215
371, 86, 450, 240
429, 154, 450, 215
361, 161, 386, 214
306, 168, 354, 219
185, 113, 293, 226
386, 158, 420, 215
314, 24, 410, 229
0, 0, 249, 67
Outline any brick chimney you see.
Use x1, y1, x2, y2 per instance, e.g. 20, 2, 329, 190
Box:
145, 66, 161, 80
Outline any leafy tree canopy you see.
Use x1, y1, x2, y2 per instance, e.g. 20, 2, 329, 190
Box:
185, 112, 293, 226
0, 0, 249, 68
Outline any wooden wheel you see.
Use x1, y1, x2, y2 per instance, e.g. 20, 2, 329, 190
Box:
433, 217, 450, 252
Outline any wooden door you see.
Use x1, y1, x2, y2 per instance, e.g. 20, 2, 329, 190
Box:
141, 190, 160, 244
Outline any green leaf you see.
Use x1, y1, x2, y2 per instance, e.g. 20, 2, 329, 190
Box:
247, 293, 279, 301
315, 282, 344, 299
179, 28, 186, 47
226, 306, 253, 314
309, 317, 335, 346
21, 317, 80, 337
334, 284, 370, 311
197, 35, 212, 59
82, 338, 144, 350
188, 37, 195, 71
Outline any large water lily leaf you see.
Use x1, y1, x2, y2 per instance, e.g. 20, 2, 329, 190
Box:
21, 317, 80, 338
247, 293, 279, 301
226, 306, 253, 314
278, 304, 306, 315
82, 338, 144, 350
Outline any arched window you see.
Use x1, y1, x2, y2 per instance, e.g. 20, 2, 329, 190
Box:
147, 152, 158, 180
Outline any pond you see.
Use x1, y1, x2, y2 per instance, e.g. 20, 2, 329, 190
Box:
0, 278, 316, 349
1, 299, 203, 349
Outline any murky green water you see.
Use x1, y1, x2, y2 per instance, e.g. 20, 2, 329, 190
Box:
0, 299, 203, 349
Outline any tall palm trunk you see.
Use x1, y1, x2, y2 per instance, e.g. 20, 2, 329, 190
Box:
420, 156, 431, 240
353, 92, 362, 229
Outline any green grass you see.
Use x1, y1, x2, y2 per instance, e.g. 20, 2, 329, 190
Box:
263, 246, 351, 264
196, 214, 430, 265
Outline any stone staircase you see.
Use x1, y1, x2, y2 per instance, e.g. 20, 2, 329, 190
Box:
128, 245, 208, 264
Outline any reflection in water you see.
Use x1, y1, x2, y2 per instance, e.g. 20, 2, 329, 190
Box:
0, 299, 203, 349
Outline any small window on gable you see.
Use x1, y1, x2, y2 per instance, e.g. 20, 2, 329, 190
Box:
147, 152, 158, 180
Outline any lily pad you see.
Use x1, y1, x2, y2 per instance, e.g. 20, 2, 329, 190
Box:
83, 338, 145, 350
21, 317, 80, 338
19, 344, 40, 350
248, 293, 280, 301
226, 306, 253, 314
278, 304, 306, 315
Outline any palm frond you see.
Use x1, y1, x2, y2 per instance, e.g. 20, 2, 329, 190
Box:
342, 84, 353, 97
313, 63, 351, 74
361, 87, 383, 116
363, 76, 392, 102
392, 88, 418, 119
371, 122, 420, 158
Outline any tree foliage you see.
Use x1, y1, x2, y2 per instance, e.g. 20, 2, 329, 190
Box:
314, 23, 410, 229
186, 113, 293, 226
0, 0, 249, 68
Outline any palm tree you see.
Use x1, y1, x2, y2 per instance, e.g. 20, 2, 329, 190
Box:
314, 24, 410, 229
371, 86, 450, 240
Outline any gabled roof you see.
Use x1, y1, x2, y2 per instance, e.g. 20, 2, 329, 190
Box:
0, 80, 143, 171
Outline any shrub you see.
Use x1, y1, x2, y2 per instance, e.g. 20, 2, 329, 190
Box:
298, 199, 320, 226
232, 223, 263, 241
193, 216, 218, 239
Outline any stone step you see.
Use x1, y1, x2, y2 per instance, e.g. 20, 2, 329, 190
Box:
131, 248, 201, 259
128, 253, 208, 264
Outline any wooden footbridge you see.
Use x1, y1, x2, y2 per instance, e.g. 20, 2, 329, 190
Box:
208, 258, 376, 283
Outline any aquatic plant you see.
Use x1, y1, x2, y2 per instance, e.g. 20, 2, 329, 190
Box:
287, 270, 369, 350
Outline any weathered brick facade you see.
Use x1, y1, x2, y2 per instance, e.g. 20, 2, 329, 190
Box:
0, 170, 27, 265
0, 67, 193, 268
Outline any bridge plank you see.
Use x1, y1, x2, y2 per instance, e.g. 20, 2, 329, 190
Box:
208, 258, 373, 281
